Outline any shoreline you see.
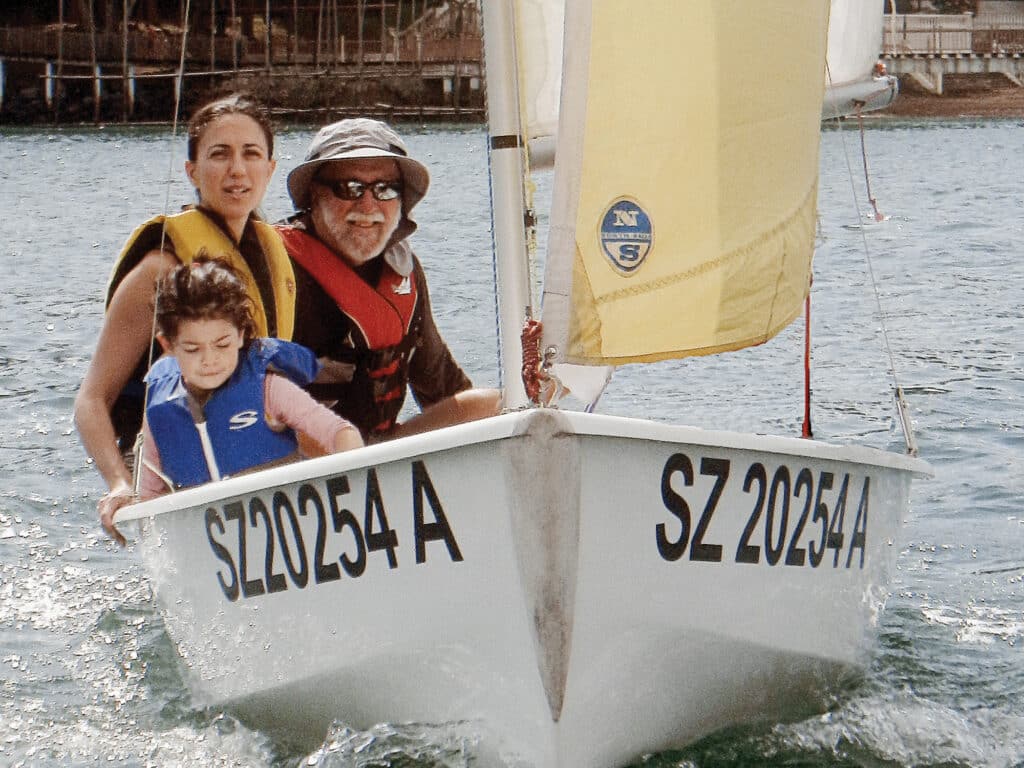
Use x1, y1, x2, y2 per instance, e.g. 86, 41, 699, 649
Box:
878, 74, 1024, 119
3, 74, 1024, 127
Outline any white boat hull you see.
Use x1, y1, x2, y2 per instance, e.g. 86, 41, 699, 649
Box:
122, 409, 928, 768
824, 75, 899, 119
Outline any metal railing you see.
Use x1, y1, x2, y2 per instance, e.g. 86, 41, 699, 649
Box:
884, 13, 1024, 56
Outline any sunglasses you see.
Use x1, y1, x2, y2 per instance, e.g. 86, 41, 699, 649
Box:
317, 178, 403, 202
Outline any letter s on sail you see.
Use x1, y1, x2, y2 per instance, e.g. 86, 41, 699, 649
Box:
229, 410, 259, 430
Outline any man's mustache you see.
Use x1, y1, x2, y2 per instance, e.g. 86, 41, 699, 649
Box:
346, 213, 385, 225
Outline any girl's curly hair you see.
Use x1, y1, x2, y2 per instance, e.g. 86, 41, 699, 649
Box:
155, 255, 256, 346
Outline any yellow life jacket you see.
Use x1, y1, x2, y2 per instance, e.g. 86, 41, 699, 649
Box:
107, 208, 296, 339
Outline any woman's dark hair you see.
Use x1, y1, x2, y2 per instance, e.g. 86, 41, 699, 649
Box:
155, 255, 257, 345
186, 92, 274, 161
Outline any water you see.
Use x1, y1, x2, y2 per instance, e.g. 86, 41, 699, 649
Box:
0, 118, 1021, 767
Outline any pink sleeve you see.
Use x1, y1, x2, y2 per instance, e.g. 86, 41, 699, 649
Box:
138, 420, 173, 500
264, 374, 358, 452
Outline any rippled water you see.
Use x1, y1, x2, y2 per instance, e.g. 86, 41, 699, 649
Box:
0, 118, 1021, 767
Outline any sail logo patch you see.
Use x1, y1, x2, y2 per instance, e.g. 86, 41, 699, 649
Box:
600, 197, 652, 276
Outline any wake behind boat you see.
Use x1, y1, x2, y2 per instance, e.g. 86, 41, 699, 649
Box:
115, 1, 931, 766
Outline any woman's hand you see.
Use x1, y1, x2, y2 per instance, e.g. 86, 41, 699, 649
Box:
75, 249, 177, 536
98, 483, 136, 547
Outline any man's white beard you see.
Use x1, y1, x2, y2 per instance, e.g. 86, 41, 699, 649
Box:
313, 204, 398, 267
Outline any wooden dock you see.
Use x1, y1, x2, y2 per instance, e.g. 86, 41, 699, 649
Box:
0, 22, 485, 123
882, 12, 1024, 95
9, 11, 1024, 120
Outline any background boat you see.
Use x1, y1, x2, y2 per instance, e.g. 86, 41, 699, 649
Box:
825, 0, 900, 118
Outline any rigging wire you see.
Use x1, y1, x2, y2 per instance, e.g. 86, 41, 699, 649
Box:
131, 0, 193, 492
479, 1, 505, 395
824, 64, 919, 456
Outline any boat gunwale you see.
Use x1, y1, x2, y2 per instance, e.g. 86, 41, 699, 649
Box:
116, 408, 930, 527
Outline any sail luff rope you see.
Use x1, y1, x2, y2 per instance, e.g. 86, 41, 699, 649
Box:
131, 0, 193, 493
825, 63, 919, 456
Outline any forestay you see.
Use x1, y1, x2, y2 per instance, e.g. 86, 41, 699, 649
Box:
539, 1, 830, 366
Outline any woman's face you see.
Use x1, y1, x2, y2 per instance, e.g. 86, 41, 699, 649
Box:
185, 113, 276, 238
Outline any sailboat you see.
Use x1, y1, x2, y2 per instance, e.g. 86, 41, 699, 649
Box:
824, 0, 899, 117
115, 2, 929, 767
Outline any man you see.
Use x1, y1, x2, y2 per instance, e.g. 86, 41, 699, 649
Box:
277, 118, 501, 442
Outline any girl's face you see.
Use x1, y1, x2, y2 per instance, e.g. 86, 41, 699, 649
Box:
185, 113, 276, 239
159, 318, 244, 397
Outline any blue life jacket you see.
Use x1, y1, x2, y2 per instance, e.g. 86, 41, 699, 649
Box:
145, 338, 320, 490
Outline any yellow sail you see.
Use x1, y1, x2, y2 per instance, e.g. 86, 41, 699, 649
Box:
542, 1, 830, 366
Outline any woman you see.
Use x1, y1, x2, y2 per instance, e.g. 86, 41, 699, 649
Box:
74, 93, 295, 544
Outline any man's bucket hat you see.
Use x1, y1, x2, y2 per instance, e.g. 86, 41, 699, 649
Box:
287, 118, 430, 212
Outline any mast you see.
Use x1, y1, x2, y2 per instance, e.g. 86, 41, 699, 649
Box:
210, 0, 217, 72
264, 0, 271, 71
480, 0, 531, 409
89, 0, 100, 123
56, 0, 64, 121
123, 0, 130, 121
231, 0, 238, 70
315, 0, 324, 67
380, 0, 387, 66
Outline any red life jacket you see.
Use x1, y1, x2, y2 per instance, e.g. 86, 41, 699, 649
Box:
278, 226, 421, 437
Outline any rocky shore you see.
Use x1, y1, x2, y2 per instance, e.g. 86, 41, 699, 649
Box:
881, 73, 1024, 119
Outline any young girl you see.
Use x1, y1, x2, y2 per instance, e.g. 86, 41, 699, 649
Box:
135, 258, 362, 512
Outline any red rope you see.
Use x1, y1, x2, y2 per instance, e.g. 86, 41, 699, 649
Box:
856, 106, 885, 222
521, 318, 544, 404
